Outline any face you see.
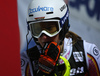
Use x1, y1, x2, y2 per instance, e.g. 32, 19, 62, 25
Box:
38, 34, 60, 47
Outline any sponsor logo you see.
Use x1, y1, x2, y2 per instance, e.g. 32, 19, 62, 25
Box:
29, 6, 54, 15
70, 66, 84, 75
93, 47, 99, 56
60, 4, 66, 12
21, 59, 25, 67
60, 11, 69, 27
73, 51, 83, 62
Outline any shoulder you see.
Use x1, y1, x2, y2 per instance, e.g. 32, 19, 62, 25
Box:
20, 46, 39, 75
83, 40, 100, 62
20, 46, 38, 67
83, 40, 100, 70
83, 40, 99, 54
20, 46, 37, 59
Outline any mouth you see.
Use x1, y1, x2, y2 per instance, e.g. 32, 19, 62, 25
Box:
43, 41, 51, 44
42, 42, 52, 49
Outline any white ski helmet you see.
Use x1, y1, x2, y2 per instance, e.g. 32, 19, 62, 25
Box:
27, 0, 70, 41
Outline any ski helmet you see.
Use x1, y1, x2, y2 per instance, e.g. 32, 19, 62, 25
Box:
27, 0, 70, 42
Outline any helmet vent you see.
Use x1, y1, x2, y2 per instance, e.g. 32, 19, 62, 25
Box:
29, 14, 33, 17
46, 12, 53, 14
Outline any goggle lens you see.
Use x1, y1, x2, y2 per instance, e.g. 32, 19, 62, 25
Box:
29, 21, 60, 38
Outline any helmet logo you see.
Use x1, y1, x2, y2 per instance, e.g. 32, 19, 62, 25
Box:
60, 4, 66, 12
29, 6, 54, 15
60, 10, 69, 27
35, 17, 45, 20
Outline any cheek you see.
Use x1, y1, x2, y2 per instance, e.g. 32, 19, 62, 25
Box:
37, 38, 44, 47
53, 34, 60, 43
38, 38, 41, 44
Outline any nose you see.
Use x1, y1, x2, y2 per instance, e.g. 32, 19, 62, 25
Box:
40, 34, 49, 39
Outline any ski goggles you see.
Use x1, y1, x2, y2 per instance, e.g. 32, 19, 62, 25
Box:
29, 20, 61, 38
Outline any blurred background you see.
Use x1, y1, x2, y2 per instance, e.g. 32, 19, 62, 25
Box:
69, 0, 100, 49
17, 0, 100, 53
